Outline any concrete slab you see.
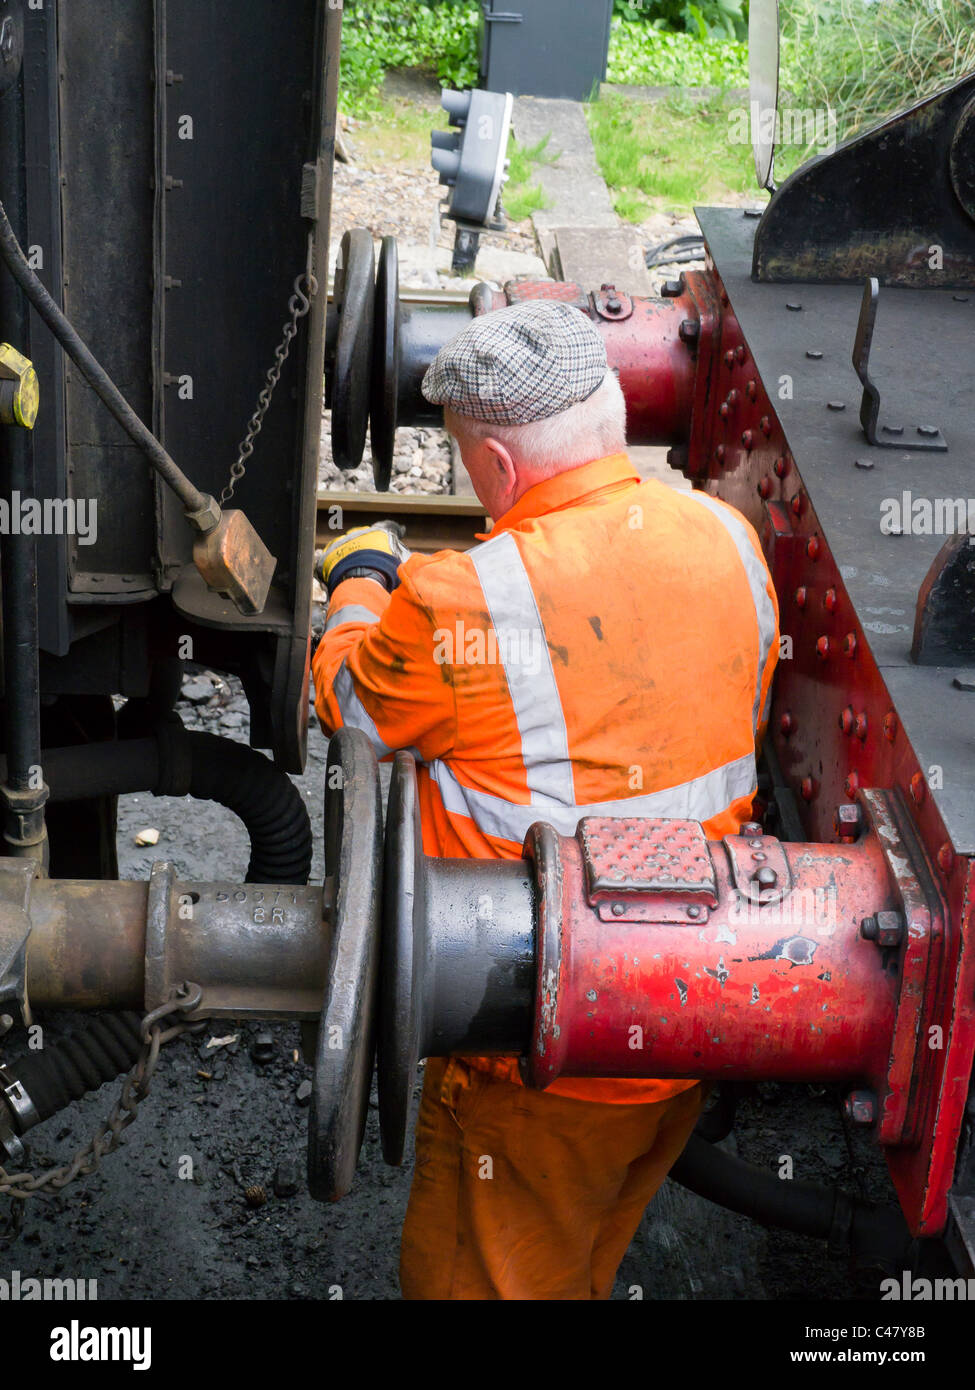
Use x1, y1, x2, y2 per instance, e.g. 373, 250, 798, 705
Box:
552, 226, 653, 296
512, 96, 619, 248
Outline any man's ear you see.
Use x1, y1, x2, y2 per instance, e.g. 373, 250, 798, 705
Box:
484, 436, 517, 492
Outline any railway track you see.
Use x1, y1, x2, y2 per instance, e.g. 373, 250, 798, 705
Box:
316, 489, 490, 553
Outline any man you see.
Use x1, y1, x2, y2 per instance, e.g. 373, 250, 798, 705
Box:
313, 300, 779, 1300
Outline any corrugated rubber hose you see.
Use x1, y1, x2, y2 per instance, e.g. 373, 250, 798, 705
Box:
2, 1013, 144, 1134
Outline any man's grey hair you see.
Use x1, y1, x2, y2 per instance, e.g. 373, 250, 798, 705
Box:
454, 370, 627, 474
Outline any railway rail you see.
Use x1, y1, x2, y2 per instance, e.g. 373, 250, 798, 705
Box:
316, 488, 489, 553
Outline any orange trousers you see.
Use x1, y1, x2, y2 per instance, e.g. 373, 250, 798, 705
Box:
400, 1056, 705, 1300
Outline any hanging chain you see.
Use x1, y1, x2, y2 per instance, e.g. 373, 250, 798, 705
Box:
0, 983, 205, 1214
220, 234, 319, 505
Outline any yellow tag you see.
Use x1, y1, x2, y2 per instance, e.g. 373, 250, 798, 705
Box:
0, 344, 39, 430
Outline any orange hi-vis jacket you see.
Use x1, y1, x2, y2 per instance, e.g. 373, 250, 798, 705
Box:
313, 452, 780, 1105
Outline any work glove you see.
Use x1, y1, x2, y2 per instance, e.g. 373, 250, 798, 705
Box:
315, 521, 411, 596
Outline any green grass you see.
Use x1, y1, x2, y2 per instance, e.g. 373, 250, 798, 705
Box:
587, 90, 797, 218
345, 96, 449, 166
501, 134, 554, 224
781, 0, 975, 143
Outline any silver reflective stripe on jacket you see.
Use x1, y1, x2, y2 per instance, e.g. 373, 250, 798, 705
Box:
428, 750, 758, 844
688, 491, 777, 732
471, 531, 575, 805
334, 660, 390, 758
325, 603, 384, 633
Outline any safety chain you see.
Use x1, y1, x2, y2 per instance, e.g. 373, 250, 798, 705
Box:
220, 234, 319, 504
0, 983, 206, 1225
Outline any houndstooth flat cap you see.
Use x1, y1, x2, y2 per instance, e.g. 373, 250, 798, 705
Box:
421, 300, 608, 425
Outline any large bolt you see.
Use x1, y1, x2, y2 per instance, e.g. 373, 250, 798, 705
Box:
834, 803, 862, 840
844, 1090, 877, 1126
860, 912, 903, 947
753, 866, 778, 888
875, 911, 904, 947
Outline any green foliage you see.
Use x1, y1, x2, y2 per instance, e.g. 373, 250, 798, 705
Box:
607, 21, 749, 87
340, 0, 480, 115
780, 0, 975, 141
613, 0, 748, 41
339, 1, 752, 116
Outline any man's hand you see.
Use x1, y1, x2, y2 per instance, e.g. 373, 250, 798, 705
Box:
315, 522, 411, 596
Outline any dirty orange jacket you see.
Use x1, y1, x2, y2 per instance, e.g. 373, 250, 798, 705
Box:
313, 452, 779, 1103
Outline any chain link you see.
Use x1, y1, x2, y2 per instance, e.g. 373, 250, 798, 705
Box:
0, 983, 205, 1212
220, 234, 319, 505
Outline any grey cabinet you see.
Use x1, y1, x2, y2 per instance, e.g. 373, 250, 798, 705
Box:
480, 0, 614, 101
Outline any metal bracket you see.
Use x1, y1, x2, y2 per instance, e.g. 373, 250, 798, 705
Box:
591, 288, 633, 322
0, 858, 38, 1027
723, 831, 793, 906
853, 278, 948, 451
860, 788, 946, 1147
